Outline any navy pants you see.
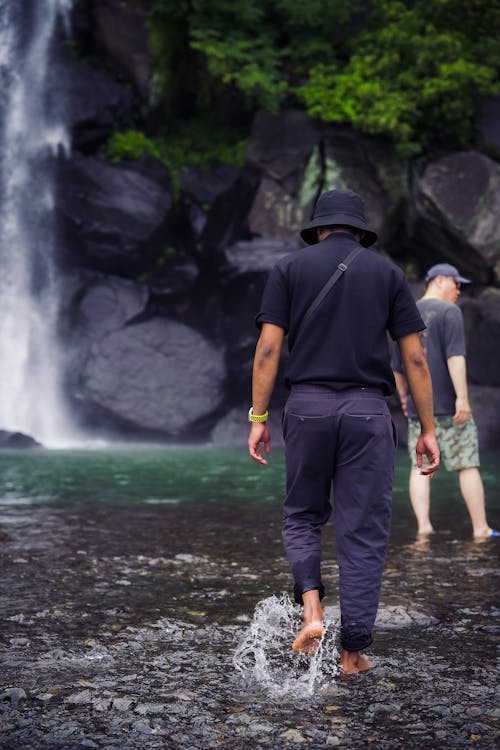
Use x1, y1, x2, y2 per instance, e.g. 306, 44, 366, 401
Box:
282, 386, 396, 652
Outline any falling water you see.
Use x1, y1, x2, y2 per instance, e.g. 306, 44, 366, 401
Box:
233, 594, 339, 699
0, 0, 77, 445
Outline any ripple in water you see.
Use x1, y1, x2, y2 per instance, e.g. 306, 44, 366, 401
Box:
233, 594, 339, 699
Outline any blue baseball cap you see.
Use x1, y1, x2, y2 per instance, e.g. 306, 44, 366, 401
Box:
425, 263, 471, 284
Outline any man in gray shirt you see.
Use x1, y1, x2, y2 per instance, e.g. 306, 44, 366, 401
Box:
392, 263, 497, 539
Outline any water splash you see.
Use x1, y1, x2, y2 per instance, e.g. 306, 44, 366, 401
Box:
0, 0, 78, 446
233, 594, 339, 699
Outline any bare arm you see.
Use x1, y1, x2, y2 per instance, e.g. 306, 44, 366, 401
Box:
447, 354, 471, 424
248, 323, 285, 465
393, 370, 409, 417
397, 332, 440, 476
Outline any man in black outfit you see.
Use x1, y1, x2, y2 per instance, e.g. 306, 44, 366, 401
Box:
248, 189, 439, 674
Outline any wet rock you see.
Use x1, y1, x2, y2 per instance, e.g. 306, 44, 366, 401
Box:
326, 736, 341, 746
135, 702, 165, 716
111, 696, 134, 712
0, 430, 40, 449
469, 385, 500, 448
245, 110, 324, 242
323, 127, 407, 245
57, 152, 172, 276
92, 0, 152, 99
49, 60, 133, 152
65, 689, 93, 705
480, 95, 500, 152
223, 238, 299, 276
79, 319, 226, 437
0, 688, 27, 706
410, 151, 500, 282
75, 275, 148, 338
462, 297, 500, 386
132, 720, 154, 734
280, 727, 307, 743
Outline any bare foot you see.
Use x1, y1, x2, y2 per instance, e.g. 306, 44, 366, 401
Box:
417, 525, 434, 537
292, 621, 324, 655
340, 650, 375, 675
473, 527, 493, 541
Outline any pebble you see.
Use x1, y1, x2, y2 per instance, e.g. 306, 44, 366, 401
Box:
132, 721, 154, 735
0, 688, 27, 706
111, 697, 134, 712
135, 703, 165, 716
325, 736, 340, 747
280, 728, 307, 743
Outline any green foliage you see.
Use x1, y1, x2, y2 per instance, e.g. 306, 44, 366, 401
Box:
297, 0, 500, 155
147, 0, 500, 158
104, 130, 162, 163
103, 121, 248, 196
150, 0, 361, 112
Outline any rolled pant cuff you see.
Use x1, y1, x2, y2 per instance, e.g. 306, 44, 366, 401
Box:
293, 583, 325, 605
340, 621, 373, 652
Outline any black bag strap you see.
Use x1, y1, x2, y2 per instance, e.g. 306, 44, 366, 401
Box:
296, 245, 364, 337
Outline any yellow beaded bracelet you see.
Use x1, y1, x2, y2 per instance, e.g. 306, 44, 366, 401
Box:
248, 407, 269, 423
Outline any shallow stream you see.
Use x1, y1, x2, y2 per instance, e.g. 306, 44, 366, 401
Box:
0, 447, 498, 749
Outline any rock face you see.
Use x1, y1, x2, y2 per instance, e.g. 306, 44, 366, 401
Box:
0, 431, 41, 449
461, 296, 500, 387
410, 152, 500, 283
91, 0, 152, 99
49, 60, 134, 152
79, 319, 226, 437
57, 153, 172, 275
48, 23, 500, 445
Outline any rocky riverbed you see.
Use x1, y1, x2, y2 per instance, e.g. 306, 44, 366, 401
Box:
0, 449, 499, 749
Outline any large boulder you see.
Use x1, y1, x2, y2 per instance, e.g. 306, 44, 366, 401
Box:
91, 0, 153, 99
79, 319, 226, 437
0, 430, 41, 449
74, 275, 149, 337
322, 127, 408, 246
246, 110, 322, 240
246, 112, 407, 247
469, 385, 500, 449
48, 60, 134, 152
461, 294, 500, 387
220, 238, 297, 403
223, 238, 300, 277
409, 152, 500, 283
56, 152, 172, 275
480, 95, 500, 154
176, 165, 258, 261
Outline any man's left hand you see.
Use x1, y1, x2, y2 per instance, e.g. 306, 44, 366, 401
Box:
248, 423, 271, 465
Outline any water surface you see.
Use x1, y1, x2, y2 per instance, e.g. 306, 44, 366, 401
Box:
0, 447, 498, 749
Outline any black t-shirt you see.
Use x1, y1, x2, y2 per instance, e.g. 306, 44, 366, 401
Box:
256, 234, 424, 395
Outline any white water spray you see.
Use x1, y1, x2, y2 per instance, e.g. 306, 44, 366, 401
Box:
233, 594, 339, 699
0, 0, 78, 446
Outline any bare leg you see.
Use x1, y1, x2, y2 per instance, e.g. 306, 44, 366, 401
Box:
409, 468, 433, 535
340, 650, 375, 675
292, 589, 324, 655
458, 467, 491, 538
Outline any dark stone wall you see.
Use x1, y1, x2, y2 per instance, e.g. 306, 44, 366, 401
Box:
45, 3, 500, 446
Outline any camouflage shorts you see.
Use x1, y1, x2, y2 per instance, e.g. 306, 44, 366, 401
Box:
408, 416, 480, 472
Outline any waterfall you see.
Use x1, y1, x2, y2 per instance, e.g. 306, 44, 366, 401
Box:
0, 0, 77, 446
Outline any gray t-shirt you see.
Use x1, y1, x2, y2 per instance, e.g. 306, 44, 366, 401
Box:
392, 298, 466, 417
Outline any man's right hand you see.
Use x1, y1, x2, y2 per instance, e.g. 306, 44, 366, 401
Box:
248, 423, 271, 465
415, 433, 440, 476
453, 396, 471, 424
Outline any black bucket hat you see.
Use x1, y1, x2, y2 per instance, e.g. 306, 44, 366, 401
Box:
300, 189, 377, 247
